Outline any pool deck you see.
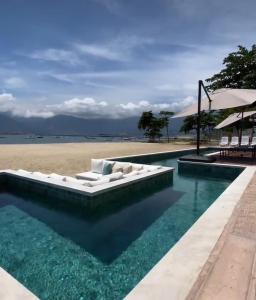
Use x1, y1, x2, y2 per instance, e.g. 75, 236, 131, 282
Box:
187, 169, 256, 300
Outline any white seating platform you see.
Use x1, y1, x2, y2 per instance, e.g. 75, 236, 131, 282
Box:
0, 160, 173, 197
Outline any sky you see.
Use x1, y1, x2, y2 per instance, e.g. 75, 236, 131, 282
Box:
0, 0, 256, 119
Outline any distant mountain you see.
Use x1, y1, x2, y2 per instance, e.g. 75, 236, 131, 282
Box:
0, 113, 183, 136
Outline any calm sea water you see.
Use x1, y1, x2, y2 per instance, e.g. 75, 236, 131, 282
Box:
0, 134, 140, 144
0, 154, 240, 299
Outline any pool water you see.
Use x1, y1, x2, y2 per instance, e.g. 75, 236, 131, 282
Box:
0, 155, 239, 299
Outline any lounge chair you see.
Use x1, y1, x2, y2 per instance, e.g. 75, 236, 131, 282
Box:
240, 135, 250, 147
250, 136, 256, 147
230, 136, 239, 147
219, 136, 229, 147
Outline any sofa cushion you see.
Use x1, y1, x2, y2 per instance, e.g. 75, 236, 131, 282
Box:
145, 165, 162, 172
132, 164, 144, 171
76, 171, 102, 181
122, 164, 132, 174
91, 159, 104, 174
83, 177, 110, 187
102, 160, 115, 175
104, 171, 123, 181
123, 171, 139, 178
112, 162, 126, 173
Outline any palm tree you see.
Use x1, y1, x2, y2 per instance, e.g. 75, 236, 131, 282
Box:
159, 111, 174, 143
138, 111, 154, 131
138, 111, 164, 142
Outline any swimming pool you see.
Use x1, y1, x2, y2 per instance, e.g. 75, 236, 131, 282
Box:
0, 151, 242, 299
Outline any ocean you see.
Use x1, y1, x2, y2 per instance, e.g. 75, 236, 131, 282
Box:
0, 135, 141, 144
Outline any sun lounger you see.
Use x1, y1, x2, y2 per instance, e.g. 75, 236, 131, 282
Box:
250, 136, 256, 147
240, 135, 250, 147
230, 136, 239, 147
219, 136, 229, 147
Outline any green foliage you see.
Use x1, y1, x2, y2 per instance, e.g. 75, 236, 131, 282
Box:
138, 111, 174, 142
206, 45, 256, 91
159, 111, 174, 142
181, 44, 256, 134
180, 112, 217, 139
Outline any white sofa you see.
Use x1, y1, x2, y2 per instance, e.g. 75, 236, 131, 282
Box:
76, 159, 162, 183
11, 159, 164, 193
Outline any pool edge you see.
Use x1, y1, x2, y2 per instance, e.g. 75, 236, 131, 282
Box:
125, 166, 256, 300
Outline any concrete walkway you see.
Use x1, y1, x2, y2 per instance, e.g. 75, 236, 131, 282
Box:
187, 172, 256, 300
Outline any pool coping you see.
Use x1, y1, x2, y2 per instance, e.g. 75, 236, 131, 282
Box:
0, 267, 39, 300
125, 164, 256, 300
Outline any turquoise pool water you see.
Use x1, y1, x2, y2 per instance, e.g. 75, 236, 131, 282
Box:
0, 154, 241, 299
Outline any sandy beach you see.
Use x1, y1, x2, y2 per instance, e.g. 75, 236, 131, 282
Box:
0, 142, 193, 175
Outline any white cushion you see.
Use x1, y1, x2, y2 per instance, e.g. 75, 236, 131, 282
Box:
62, 176, 88, 185
104, 172, 123, 181
145, 165, 162, 172
76, 171, 103, 181
131, 164, 144, 171
84, 178, 110, 187
123, 171, 139, 178
91, 159, 104, 174
112, 162, 129, 173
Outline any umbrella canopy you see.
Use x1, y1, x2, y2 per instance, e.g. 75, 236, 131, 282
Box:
215, 110, 256, 129
173, 88, 256, 118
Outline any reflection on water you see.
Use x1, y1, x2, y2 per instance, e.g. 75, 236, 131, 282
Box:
0, 179, 182, 263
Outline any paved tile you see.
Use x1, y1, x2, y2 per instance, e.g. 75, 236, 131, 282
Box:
187, 172, 256, 300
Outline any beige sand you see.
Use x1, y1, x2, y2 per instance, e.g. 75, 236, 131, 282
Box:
0, 142, 192, 175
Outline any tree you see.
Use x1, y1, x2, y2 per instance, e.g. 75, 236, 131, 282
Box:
159, 111, 174, 143
206, 45, 256, 91
180, 112, 217, 140
181, 44, 256, 135
138, 111, 164, 142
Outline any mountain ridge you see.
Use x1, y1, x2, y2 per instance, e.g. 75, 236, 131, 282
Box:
0, 113, 183, 136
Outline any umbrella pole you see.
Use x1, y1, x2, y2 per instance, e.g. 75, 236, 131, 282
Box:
196, 80, 202, 155
239, 110, 244, 146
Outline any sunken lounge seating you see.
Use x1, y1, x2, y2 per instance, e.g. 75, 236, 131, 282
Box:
2, 159, 172, 200
76, 159, 162, 182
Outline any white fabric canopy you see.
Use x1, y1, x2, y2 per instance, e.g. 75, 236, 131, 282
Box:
173, 88, 256, 118
215, 110, 256, 129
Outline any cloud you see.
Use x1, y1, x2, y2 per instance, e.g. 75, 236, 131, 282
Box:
0, 91, 194, 119
169, 96, 196, 111
0, 93, 15, 112
48, 97, 108, 118
48, 97, 179, 119
5, 77, 26, 88
74, 36, 154, 62
29, 48, 81, 65
0, 92, 15, 104
75, 44, 125, 61
12, 108, 55, 118
0, 92, 53, 118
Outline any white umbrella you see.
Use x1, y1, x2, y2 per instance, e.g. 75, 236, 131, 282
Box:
173, 88, 256, 118
215, 111, 256, 129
